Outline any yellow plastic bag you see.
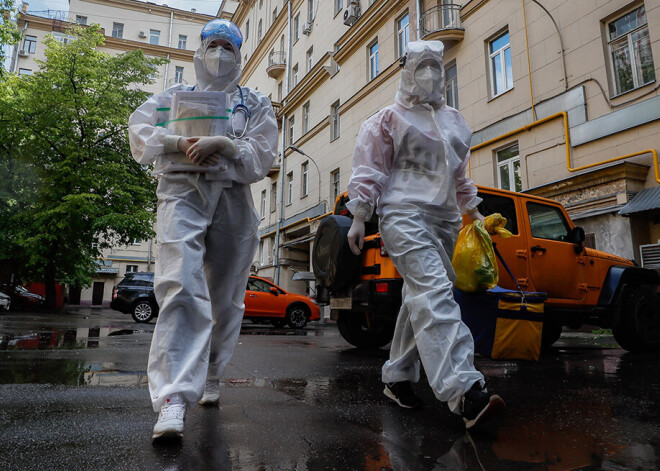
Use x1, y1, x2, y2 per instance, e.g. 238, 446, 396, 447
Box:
452, 219, 500, 292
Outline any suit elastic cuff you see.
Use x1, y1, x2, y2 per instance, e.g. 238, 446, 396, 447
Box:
163, 135, 182, 153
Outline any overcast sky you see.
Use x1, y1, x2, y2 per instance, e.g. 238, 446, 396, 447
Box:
22, 0, 224, 16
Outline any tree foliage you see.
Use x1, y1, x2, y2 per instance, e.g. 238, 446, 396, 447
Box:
1, 0, 20, 69
0, 24, 166, 305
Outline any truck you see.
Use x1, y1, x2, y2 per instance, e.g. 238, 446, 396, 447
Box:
312, 186, 660, 353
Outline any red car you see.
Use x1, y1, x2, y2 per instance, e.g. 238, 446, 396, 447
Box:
244, 275, 320, 329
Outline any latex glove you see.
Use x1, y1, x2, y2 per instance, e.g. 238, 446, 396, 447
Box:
185, 136, 237, 166
483, 213, 512, 238
467, 208, 485, 224
347, 217, 366, 256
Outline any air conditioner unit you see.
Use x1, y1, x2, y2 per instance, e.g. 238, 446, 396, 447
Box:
138, 31, 147, 38
343, 2, 361, 26
302, 22, 312, 35
18, 49, 29, 57
640, 243, 660, 269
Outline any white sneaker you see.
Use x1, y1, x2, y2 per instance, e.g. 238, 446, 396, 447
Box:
153, 395, 186, 440
199, 378, 220, 406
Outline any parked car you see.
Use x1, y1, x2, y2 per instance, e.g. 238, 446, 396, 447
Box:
313, 187, 660, 352
0, 291, 10, 311
11, 285, 46, 310
111, 272, 320, 328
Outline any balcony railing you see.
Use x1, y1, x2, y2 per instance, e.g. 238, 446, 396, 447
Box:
267, 50, 287, 79
420, 4, 464, 42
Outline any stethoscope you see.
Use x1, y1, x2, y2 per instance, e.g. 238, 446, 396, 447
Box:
231, 85, 251, 139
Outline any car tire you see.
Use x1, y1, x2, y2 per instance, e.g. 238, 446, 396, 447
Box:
613, 285, 660, 353
286, 304, 309, 329
312, 215, 361, 291
336, 310, 395, 349
132, 300, 156, 323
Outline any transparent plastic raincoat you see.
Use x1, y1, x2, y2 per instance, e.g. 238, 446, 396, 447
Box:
347, 41, 484, 413
128, 19, 278, 411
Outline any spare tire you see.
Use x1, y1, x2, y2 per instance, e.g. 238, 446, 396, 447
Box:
313, 215, 361, 291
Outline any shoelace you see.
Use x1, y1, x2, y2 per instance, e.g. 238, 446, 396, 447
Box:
204, 379, 220, 393
160, 403, 185, 420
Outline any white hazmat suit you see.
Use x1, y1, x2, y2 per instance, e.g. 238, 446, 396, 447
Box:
128, 22, 277, 413
347, 41, 484, 414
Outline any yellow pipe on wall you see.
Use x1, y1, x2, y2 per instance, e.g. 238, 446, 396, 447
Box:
469, 111, 660, 183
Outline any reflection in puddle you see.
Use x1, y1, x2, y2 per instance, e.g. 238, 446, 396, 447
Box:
239, 324, 326, 336
0, 327, 135, 351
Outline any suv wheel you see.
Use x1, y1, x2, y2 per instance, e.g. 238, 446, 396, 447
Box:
337, 311, 395, 349
132, 300, 156, 323
286, 305, 309, 329
613, 285, 660, 353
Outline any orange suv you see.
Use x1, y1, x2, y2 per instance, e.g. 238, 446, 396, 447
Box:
313, 187, 660, 352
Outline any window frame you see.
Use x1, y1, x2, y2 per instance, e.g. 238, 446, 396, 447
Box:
445, 60, 459, 109
258, 19, 263, 42
23, 35, 37, 54
292, 63, 299, 87
308, 0, 314, 22
75, 15, 87, 25
288, 115, 295, 145
303, 101, 310, 133
396, 12, 410, 59
606, 5, 656, 96
18, 68, 32, 76
260, 189, 267, 218
294, 14, 300, 42
306, 46, 313, 72
174, 66, 184, 84
368, 40, 379, 81
335, 0, 344, 17
270, 181, 277, 213
112, 22, 124, 39
331, 168, 340, 203
301, 161, 309, 197
177, 34, 187, 50
126, 265, 138, 274
496, 143, 522, 192
149, 29, 160, 45
287, 172, 294, 205
488, 30, 513, 98
331, 100, 340, 141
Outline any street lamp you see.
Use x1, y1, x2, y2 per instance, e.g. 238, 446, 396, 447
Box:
289, 145, 321, 205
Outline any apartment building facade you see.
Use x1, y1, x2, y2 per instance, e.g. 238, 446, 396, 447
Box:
10, 0, 234, 306
234, 0, 660, 293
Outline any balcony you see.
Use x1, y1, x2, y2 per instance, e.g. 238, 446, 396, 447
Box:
419, 4, 464, 46
267, 51, 286, 79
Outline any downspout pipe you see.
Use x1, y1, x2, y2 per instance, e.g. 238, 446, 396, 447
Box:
521, 0, 536, 120
531, 0, 568, 91
11, 21, 29, 73
274, 0, 293, 285
415, 0, 422, 40
162, 11, 173, 90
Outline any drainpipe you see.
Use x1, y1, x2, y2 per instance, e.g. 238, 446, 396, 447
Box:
521, 0, 536, 120
415, 0, 422, 40
274, 0, 293, 286
161, 11, 173, 90
531, 0, 568, 91
11, 21, 29, 73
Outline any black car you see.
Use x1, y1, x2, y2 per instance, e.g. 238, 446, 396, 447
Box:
110, 272, 158, 323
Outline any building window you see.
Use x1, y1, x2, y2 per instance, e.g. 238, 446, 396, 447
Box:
308, 0, 314, 22
174, 66, 184, 84
112, 23, 124, 39
397, 13, 409, 58
126, 265, 138, 274
607, 5, 655, 95
273, 8, 278, 23
259, 0, 263, 8
288, 115, 295, 145
489, 30, 513, 97
270, 181, 277, 213
331, 169, 340, 202
260, 190, 267, 218
258, 19, 263, 42
292, 63, 299, 87
53, 32, 76, 44
23, 35, 37, 54
306, 47, 313, 72
335, 0, 343, 16
75, 15, 87, 25
497, 143, 522, 192
259, 240, 265, 265
301, 162, 309, 197
149, 29, 160, 45
303, 101, 310, 133
178, 35, 187, 50
294, 14, 300, 42
287, 172, 293, 205
331, 100, 340, 140
277, 81, 283, 101
245, 20, 250, 40
18, 68, 32, 76
368, 40, 379, 80
445, 61, 458, 109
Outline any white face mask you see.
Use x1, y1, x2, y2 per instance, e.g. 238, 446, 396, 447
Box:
204, 47, 236, 78
413, 62, 442, 95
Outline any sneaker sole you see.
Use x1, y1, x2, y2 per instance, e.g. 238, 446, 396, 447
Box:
198, 398, 220, 406
152, 429, 183, 440
464, 394, 505, 430
383, 386, 417, 409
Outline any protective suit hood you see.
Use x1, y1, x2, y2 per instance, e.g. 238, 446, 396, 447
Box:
194, 19, 243, 92
395, 40, 446, 110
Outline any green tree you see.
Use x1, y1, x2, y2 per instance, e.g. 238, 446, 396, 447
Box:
0, 24, 166, 307
1, 0, 20, 71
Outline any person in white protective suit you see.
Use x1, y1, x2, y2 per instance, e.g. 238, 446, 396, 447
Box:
346, 41, 505, 430
128, 19, 277, 440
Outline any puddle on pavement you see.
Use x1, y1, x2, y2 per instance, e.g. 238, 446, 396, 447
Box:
0, 327, 135, 351
239, 324, 326, 336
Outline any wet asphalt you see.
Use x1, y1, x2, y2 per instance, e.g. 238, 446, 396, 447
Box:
0, 308, 658, 471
